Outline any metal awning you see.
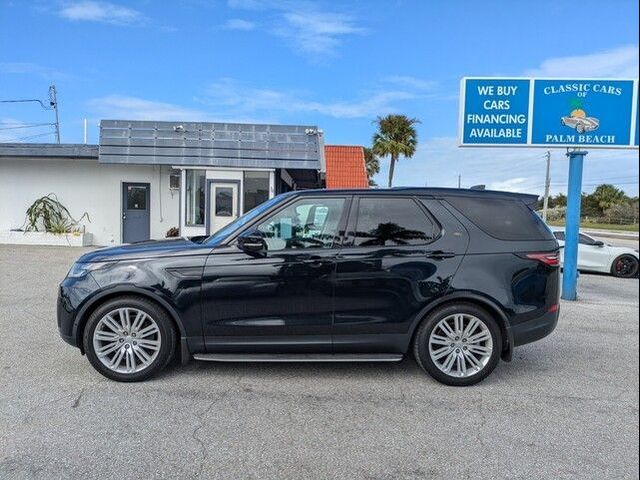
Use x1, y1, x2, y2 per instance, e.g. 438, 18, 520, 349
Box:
99, 120, 325, 171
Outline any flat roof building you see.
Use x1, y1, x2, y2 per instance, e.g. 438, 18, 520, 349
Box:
0, 120, 367, 246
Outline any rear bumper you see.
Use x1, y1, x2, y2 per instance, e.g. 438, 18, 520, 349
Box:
511, 308, 559, 347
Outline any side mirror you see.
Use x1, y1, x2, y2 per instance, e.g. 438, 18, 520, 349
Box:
237, 230, 267, 257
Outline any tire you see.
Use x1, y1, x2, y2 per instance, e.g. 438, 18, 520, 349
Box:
611, 254, 639, 278
413, 303, 502, 386
83, 296, 176, 382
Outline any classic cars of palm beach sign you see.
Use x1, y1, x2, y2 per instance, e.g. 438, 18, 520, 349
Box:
459, 77, 639, 148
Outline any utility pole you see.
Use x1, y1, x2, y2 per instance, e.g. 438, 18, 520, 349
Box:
542, 151, 551, 222
49, 85, 60, 143
458, 174, 462, 189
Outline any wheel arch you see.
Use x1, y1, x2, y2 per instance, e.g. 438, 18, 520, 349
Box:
73, 286, 189, 361
408, 292, 514, 362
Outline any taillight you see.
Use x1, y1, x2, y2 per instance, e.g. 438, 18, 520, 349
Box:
523, 252, 560, 267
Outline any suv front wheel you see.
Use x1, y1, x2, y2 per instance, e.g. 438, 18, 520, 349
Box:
83, 296, 176, 382
414, 303, 501, 386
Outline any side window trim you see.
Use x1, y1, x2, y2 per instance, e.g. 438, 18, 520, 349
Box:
343, 195, 440, 249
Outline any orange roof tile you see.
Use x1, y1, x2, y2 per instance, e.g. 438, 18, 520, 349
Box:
324, 145, 369, 189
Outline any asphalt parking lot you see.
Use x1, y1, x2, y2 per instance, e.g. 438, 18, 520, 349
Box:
0, 244, 638, 479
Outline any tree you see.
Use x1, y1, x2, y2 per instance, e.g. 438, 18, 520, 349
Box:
551, 193, 567, 208
590, 184, 626, 213
372, 114, 420, 187
363, 147, 380, 186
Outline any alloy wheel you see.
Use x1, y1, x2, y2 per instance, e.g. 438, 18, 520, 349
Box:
428, 313, 493, 378
92, 307, 161, 374
613, 255, 638, 278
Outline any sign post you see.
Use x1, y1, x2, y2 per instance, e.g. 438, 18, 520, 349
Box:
562, 150, 587, 301
459, 77, 638, 300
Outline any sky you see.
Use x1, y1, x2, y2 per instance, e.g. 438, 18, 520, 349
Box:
1, 0, 639, 196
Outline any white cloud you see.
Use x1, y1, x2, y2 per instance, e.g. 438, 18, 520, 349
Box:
58, 1, 144, 26
228, 1, 365, 56
203, 78, 419, 118
385, 76, 437, 91
488, 177, 529, 192
223, 18, 256, 30
525, 45, 639, 78
0, 62, 71, 80
274, 11, 365, 55
87, 95, 208, 121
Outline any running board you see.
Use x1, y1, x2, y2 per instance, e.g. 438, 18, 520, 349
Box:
192, 353, 404, 363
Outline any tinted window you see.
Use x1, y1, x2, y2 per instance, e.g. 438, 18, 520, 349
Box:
579, 234, 596, 245
353, 198, 436, 247
256, 197, 346, 251
554, 231, 565, 241
446, 196, 552, 241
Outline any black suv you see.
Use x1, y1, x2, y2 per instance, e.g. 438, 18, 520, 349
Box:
58, 188, 560, 386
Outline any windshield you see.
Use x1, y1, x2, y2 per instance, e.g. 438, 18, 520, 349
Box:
204, 192, 293, 246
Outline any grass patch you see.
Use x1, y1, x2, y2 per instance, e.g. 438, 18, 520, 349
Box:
548, 221, 639, 232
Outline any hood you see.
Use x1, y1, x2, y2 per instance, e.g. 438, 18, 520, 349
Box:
77, 237, 210, 263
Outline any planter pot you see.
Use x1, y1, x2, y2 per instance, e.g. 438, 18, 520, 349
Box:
0, 231, 93, 247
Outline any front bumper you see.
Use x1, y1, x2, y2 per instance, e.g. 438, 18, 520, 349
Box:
511, 308, 559, 347
57, 274, 100, 348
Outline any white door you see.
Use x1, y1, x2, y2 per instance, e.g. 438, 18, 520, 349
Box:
577, 235, 611, 272
209, 182, 239, 233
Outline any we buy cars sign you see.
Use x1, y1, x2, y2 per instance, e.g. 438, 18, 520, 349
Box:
459, 77, 639, 149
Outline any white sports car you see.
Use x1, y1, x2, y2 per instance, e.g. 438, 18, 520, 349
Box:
552, 229, 639, 278
560, 116, 599, 134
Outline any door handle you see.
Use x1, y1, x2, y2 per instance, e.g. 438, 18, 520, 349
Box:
426, 250, 456, 260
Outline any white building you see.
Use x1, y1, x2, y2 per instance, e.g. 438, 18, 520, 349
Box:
0, 120, 326, 246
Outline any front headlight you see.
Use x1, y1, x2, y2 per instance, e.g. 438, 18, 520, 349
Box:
66, 262, 112, 279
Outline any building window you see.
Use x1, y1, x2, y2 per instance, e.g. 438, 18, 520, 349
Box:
185, 170, 205, 226
127, 186, 147, 210
215, 187, 234, 217
243, 171, 270, 213
169, 169, 181, 190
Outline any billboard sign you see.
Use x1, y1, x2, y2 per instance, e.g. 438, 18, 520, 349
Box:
459, 77, 638, 149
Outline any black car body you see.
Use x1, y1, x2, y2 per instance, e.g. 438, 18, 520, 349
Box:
58, 188, 560, 385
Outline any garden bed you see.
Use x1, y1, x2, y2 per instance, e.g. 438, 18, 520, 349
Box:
0, 231, 93, 246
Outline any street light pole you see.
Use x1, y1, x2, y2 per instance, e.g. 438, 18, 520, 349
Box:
49, 85, 60, 144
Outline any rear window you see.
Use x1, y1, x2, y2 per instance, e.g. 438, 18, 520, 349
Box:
445, 196, 553, 241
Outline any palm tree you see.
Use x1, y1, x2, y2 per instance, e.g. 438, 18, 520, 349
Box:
363, 147, 380, 186
372, 114, 420, 187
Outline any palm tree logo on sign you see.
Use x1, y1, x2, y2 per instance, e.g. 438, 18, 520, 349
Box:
560, 98, 600, 134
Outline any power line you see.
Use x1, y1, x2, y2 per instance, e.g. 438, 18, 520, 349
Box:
0, 84, 60, 143
15, 131, 56, 141
0, 122, 55, 131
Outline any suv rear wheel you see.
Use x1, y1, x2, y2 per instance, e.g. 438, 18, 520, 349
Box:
83, 296, 176, 382
414, 303, 501, 386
